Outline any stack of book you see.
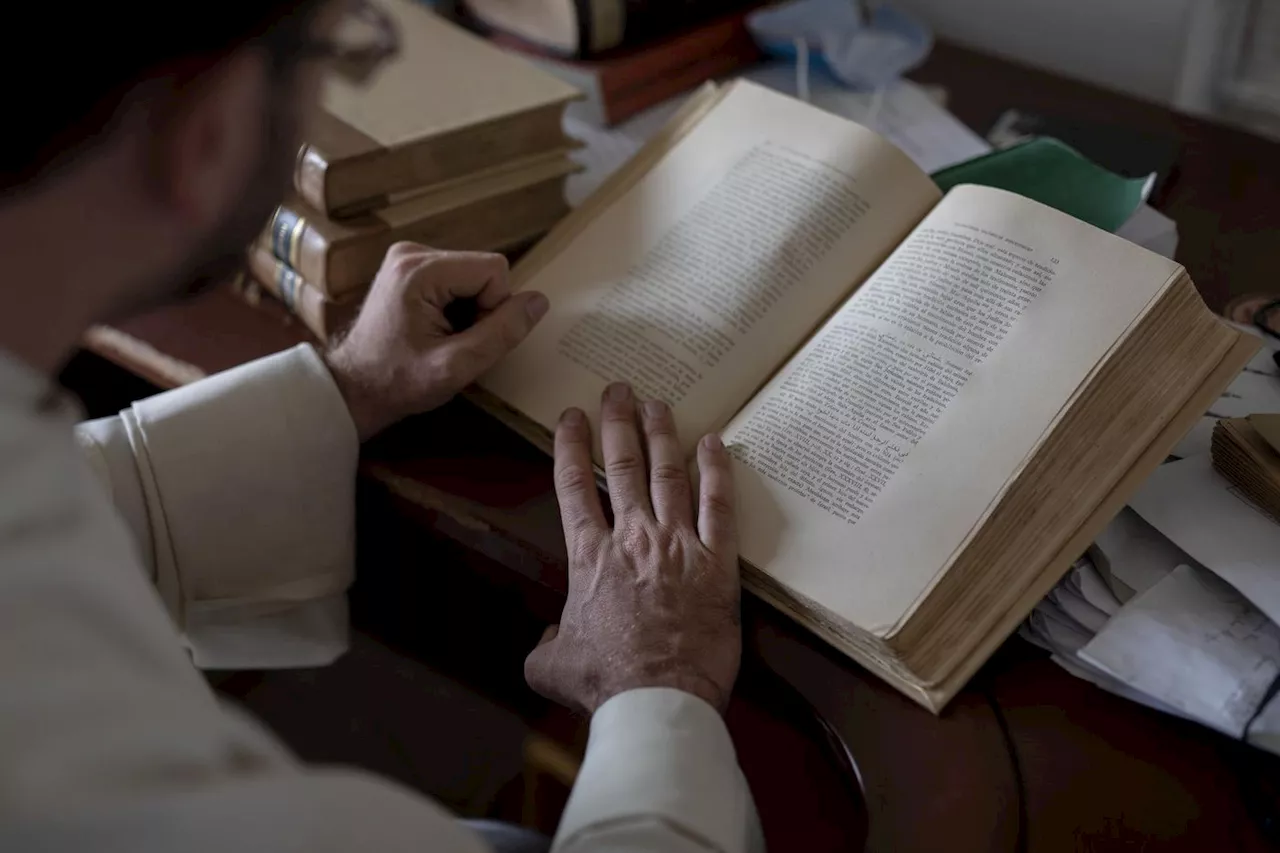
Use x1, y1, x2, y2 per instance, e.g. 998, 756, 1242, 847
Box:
465, 0, 763, 126
242, 0, 580, 341
1212, 414, 1280, 520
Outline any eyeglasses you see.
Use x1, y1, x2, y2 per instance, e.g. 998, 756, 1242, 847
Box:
293, 0, 400, 85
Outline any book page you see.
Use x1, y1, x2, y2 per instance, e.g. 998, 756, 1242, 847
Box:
481, 81, 941, 456
723, 184, 1185, 634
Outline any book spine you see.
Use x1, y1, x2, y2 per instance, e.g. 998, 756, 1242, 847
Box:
263, 203, 338, 298
245, 245, 361, 342
293, 145, 331, 218
576, 0, 753, 56
577, 0, 625, 55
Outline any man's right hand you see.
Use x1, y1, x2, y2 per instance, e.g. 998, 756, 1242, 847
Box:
525, 382, 742, 715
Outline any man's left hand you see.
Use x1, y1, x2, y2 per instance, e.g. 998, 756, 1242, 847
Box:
325, 243, 549, 441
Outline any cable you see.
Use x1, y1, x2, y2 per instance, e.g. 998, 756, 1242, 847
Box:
983, 686, 1029, 853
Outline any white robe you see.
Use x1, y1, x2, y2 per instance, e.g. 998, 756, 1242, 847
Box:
0, 343, 760, 852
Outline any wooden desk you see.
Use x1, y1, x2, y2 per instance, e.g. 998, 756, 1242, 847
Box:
83, 42, 1280, 852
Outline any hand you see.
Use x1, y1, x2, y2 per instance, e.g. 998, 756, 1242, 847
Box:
325, 243, 549, 441
525, 382, 741, 714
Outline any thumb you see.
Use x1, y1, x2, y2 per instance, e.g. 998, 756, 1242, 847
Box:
434, 291, 549, 384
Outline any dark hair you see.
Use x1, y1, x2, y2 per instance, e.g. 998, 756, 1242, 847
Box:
4, 2, 326, 194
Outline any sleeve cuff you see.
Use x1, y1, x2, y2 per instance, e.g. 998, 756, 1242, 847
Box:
114, 344, 359, 669
555, 687, 756, 852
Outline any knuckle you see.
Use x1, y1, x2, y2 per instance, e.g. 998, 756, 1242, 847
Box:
386, 253, 423, 283
650, 461, 689, 486
605, 453, 644, 480
554, 464, 595, 497
386, 240, 422, 256
617, 526, 656, 562
701, 492, 735, 519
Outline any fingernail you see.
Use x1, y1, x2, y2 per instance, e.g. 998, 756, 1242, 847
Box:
605, 382, 631, 403
561, 407, 584, 426
643, 399, 666, 419
526, 292, 550, 321
702, 434, 723, 452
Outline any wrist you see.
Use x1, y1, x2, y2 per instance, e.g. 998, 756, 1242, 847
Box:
323, 350, 392, 442
595, 671, 730, 715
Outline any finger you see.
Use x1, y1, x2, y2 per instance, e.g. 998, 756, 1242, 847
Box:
554, 408, 607, 551
600, 383, 649, 519
409, 250, 513, 310
429, 291, 549, 387
641, 400, 692, 527
696, 434, 737, 556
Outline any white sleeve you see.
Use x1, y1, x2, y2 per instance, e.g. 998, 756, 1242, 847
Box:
554, 688, 765, 853
74, 343, 360, 670
0, 373, 490, 853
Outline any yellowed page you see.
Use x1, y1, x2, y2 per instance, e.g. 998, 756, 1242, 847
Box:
481, 81, 941, 457
724, 184, 1185, 635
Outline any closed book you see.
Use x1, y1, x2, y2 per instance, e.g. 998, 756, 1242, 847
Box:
301, 0, 580, 216
464, 0, 754, 57
269, 154, 575, 298
243, 246, 363, 342
492, 11, 761, 126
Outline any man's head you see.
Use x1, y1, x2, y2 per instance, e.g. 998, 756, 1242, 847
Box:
0, 1, 391, 371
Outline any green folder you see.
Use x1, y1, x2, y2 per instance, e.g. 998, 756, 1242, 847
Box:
930, 138, 1154, 233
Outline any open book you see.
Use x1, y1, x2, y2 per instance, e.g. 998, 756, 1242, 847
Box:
477, 81, 1257, 711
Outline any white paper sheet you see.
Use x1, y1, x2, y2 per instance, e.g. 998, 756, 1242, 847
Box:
1069, 560, 1123, 617
1114, 204, 1178, 259
1171, 416, 1219, 460
1130, 456, 1280, 626
1048, 586, 1111, 634
1090, 507, 1191, 601
1210, 369, 1280, 419
1051, 652, 1193, 721
1080, 564, 1280, 739
1026, 607, 1094, 655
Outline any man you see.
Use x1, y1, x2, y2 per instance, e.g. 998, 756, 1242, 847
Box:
0, 3, 759, 852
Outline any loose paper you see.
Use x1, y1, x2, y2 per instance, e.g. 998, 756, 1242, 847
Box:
1130, 456, 1280, 626
1080, 564, 1280, 739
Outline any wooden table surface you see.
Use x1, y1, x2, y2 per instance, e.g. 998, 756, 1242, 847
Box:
83, 41, 1280, 852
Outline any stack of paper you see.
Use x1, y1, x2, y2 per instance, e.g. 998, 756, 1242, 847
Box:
1023, 455, 1280, 755
1212, 415, 1280, 520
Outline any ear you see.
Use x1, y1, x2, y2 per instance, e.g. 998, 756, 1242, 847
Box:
152, 50, 269, 230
